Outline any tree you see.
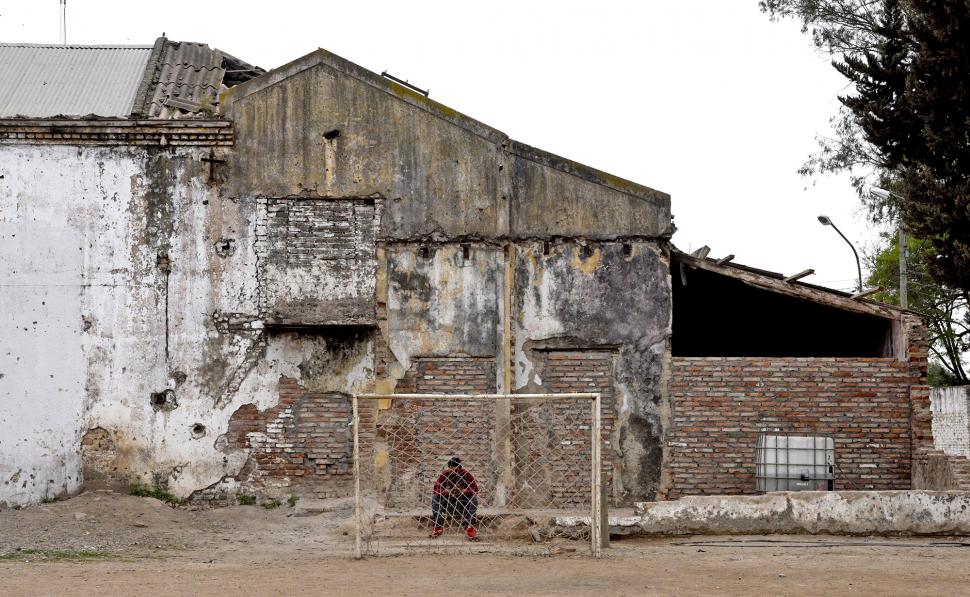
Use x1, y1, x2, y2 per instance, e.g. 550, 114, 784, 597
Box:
763, 0, 970, 306
761, 1, 914, 211
866, 233, 969, 385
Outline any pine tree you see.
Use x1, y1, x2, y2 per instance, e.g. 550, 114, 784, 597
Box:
898, 0, 970, 292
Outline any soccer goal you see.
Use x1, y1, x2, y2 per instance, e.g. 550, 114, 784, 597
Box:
352, 392, 605, 557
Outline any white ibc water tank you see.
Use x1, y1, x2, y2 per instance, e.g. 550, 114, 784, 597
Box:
755, 434, 835, 492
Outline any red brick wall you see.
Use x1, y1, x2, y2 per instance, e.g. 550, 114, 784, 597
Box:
519, 351, 617, 506
668, 357, 916, 498
378, 357, 497, 507
225, 377, 374, 498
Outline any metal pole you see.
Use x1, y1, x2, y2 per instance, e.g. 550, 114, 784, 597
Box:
899, 228, 909, 309
352, 395, 362, 560
591, 393, 602, 558
828, 221, 863, 293
59, 0, 66, 45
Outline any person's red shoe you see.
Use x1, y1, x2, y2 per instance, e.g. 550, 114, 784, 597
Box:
429, 527, 443, 538
465, 526, 480, 541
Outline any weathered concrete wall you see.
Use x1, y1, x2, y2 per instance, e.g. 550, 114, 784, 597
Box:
931, 386, 970, 459
222, 50, 671, 241
630, 491, 970, 536
514, 241, 671, 503
2, 48, 676, 508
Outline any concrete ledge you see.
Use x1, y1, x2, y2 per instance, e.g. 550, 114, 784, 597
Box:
632, 491, 970, 536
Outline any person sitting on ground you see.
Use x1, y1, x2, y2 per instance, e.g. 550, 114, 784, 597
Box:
429, 456, 480, 541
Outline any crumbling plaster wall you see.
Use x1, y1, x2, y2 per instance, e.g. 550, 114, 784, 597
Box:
513, 242, 671, 502
2, 49, 673, 507
0, 143, 378, 507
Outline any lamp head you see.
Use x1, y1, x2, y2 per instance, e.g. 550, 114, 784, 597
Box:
869, 187, 892, 201
817, 215, 832, 226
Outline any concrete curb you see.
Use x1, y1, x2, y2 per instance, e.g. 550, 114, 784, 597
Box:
632, 491, 970, 536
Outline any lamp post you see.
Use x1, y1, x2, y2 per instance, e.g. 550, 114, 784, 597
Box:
817, 215, 863, 293
870, 187, 908, 309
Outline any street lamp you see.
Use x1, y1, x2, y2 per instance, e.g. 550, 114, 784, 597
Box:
817, 215, 863, 293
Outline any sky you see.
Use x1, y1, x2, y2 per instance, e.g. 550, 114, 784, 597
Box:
0, 1, 884, 293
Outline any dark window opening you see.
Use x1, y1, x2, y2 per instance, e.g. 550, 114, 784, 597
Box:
673, 264, 894, 357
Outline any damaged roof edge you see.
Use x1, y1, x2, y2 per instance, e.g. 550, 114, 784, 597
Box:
672, 249, 920, 320
221, 48, 668, 204
129, 37, 167, 117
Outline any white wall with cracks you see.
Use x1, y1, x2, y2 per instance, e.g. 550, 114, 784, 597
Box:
0, 143, 675, 508
0, 144, 350, 506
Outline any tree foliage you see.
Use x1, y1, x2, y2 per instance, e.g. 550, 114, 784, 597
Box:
763, 0, 970, 297
866, 233, 969, 385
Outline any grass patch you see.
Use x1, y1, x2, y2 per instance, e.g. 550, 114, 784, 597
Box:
261, 499, 282, 510
287, 494, 299, 508
128, 483, 183, 507
0, 549, 107, 562
237, 495, 257, 506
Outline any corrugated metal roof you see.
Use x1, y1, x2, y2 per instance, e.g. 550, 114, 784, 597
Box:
0, 43, 152, 117
140, 41, 227, 118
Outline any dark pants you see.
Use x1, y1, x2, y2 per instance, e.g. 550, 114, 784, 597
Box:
432, 493, 477, 528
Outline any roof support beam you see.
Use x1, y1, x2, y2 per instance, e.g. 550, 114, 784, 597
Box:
675, 254, 899, 319
784, 269, 815, 283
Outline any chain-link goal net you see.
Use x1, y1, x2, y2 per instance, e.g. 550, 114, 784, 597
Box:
353, 393, 604, 557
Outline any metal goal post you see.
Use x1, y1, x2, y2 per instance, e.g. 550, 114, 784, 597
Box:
352, 392, 603, 558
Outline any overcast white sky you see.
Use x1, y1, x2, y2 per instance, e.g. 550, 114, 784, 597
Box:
1, 1, 882, 292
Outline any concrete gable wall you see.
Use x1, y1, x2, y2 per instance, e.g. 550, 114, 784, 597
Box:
222, 51, 670, 242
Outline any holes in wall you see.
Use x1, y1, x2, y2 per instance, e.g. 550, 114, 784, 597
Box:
150, 389, 178, 412
461, 244, 471, 263
214, 238, 237, 257
580, 244, 594, 259
622, 243, 633, 258
156, 250, 171, 272
543, 241, 551, 256
419, 246, 431, 259
323, 129, 341, 141
191, 423, 207, 439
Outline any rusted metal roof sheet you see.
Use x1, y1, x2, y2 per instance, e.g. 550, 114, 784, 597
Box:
0, 43, 152, 117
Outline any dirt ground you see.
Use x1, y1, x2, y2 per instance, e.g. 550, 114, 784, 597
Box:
3, 491, 970, 596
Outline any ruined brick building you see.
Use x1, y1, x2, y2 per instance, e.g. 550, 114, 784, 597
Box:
0, 39, 932, 508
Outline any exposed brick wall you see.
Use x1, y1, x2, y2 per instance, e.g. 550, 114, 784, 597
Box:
80, 427, 125, 491
668, 357, 916, 497
904, 313, 933, 453
517, 351, 617, 507
0, 119, 233, 146
225, 377, 374, 499
256, 197, 379, 325
377, 357, 497, 507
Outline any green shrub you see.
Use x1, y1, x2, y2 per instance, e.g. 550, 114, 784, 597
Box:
129, 483, 183, 506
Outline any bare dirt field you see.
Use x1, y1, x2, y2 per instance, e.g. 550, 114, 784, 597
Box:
3, 490, 970, 596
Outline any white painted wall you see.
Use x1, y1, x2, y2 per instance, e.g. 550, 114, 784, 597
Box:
931, 386, 970, 459
0, 144, 355, 506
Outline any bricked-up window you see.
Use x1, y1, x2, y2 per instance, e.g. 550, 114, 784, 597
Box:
256, 197, 378, 326
672, 264, 894, 357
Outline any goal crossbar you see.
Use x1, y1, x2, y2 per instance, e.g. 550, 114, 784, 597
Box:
352, 392, 604, 558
